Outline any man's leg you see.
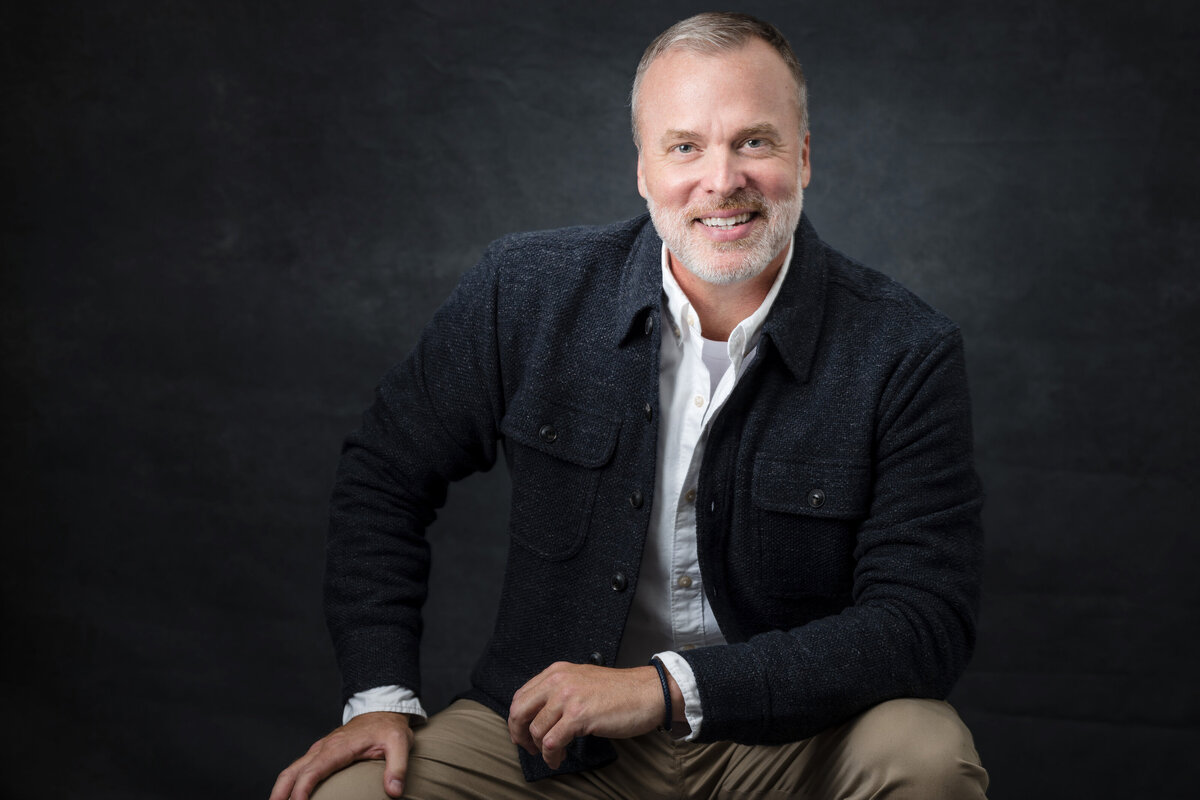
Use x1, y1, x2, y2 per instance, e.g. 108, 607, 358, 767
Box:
312, 698, 987, 799
309, 699, 676, 800
677, 698, 988, 800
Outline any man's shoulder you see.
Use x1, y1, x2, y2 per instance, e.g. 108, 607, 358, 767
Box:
816, 237, 959, 339
485, 214, 652, 268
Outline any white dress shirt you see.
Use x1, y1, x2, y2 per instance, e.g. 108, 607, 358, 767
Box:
344, 237, 796, 739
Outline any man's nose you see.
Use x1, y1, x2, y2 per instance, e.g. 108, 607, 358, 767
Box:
702, 149, 746, 197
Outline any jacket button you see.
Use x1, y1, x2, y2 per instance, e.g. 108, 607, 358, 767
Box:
539, 424, 557, 443
644, 315, 654, 335
587, 651, 604, 665
807, 488, 825, 508
643, 402, 653, 421
629, 490, 644, 509
611, 571, 628, 592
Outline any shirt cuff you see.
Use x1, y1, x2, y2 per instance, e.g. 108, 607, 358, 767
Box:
342, 685, 429, 726
653, 650, 704, 741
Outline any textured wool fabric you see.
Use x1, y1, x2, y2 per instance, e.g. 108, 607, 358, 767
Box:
323, 213, 983, 781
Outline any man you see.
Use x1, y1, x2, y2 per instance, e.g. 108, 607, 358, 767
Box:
272, 12, 988, 800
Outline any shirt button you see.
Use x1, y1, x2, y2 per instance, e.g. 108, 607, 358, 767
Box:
611, 571, 628, 592
693, 395, 704, 407
807, 488, 826, 509
629, 490, 644, 509
684, 488, 696, 503
538, 424, 557, 443
687, 312, 696, 327
677, 575, 693, 589
587, 651, 604, 666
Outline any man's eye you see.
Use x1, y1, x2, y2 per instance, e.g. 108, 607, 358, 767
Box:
745, 138, 765, 149
674, 143, 695, 154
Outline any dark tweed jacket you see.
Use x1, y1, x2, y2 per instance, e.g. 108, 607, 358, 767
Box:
325, 213, 983, 781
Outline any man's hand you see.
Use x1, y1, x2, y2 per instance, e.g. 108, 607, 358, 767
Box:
508, 662, 676, 770
269, 711, 413, 800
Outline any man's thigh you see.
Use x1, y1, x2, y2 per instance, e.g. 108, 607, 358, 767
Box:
682, 698, 987, 800
310, 699, 669, 800
312, 698, 987, 800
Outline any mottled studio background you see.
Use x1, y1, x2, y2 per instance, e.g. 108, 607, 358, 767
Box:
2, 1, 1197, 797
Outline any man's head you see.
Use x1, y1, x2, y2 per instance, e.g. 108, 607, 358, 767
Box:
632, 13, 811, 287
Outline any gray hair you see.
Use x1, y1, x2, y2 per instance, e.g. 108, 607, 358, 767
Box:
630, 12, 808, 148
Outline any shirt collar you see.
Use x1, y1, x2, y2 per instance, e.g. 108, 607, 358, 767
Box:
659, 236, 796, 361
613, 212, 828, 385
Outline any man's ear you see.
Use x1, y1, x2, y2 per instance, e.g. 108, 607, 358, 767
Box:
800, 132, 812, 189
636, 151, 648, 200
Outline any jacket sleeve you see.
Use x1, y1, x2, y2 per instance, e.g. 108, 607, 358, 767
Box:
681, 328, 984, 743
324, 246, 507, 704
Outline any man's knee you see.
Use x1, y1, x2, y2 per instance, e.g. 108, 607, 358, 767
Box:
309, 760, 389, 800
839, 699, 988, 797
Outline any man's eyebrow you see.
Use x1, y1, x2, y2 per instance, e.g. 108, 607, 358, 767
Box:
738, 123, 783, 139
661, 129, 701, 145
658, 123, 784, 147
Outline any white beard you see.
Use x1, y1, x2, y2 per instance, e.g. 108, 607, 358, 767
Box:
647, 184, 803, 286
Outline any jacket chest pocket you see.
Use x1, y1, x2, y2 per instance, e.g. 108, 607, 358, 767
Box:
751, 456, 870, 599
501, 390, 619, 561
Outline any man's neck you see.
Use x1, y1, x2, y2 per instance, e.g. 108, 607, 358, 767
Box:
667, 250, 787, 342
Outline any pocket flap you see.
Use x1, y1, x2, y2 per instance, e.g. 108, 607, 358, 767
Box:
752, 456, 870, 519
501, 390, 619, 468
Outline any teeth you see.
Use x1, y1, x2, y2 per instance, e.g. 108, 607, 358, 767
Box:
700, 212, 752, 228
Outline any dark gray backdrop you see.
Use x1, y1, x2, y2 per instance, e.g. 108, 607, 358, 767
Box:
3, 1, 1197, 798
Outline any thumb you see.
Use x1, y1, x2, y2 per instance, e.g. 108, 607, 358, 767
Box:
381, 723, 412, 798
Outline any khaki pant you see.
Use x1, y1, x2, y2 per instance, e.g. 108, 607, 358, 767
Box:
313, 698, 988, 799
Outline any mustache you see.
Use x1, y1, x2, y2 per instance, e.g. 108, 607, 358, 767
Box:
687, 190, 769, 218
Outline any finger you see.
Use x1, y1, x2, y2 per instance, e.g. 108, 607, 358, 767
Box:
289, 746, 356, 800
269, 763, 299, 800
381, 722, 412, 798
509, 712, 539, 756
528, 702, 565, 754
540, 717, 575, 770
508, 693, 541, 756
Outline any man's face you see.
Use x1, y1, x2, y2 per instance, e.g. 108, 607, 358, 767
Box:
636, 39, 811, 287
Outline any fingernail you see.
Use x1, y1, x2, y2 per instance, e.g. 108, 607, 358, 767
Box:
388, 778, 403, 794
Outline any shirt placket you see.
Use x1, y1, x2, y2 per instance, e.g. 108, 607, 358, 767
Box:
670, 309, 719, 650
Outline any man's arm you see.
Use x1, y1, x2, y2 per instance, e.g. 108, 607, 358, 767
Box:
271, 248, 509, 799
324, 249, 506, 705
681, 327, 984, 744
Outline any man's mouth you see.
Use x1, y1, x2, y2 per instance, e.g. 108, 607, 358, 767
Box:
698, 211, 756, 228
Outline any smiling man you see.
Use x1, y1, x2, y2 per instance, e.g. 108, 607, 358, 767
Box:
272, 12, 988, 800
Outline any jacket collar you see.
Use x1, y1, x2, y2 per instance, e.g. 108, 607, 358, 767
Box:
613, 213, 828, 384
613, 214, 665, 348
759, 213, 827, 383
